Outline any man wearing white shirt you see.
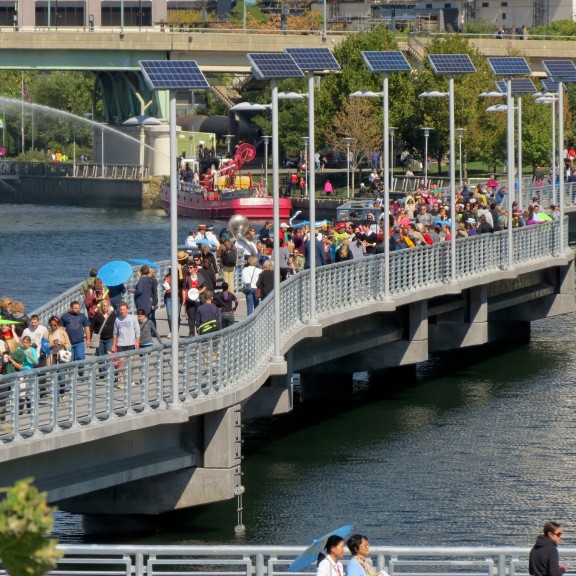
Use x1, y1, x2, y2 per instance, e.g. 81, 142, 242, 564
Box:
185, 224, 207, 252
205, 225, 220, 249
22, 315, 48, 362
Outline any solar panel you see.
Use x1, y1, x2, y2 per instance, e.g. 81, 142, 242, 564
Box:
139, 60, 209, 91
488, 57, 531, 76
495, 78, 537, 95
285, 48, 340, 71
542, 78, 560, 92
542, 60, 576, 80
361, 51, 412, 73
247, 53, 304, 80
428, 54, 476, 75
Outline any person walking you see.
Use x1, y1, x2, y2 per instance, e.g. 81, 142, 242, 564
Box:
60, 300, 91, 362
529, 522, 568, 576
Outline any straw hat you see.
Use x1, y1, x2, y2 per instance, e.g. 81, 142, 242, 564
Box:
177, 250, 189, 263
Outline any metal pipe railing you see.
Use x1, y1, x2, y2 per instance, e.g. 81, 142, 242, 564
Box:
0, 219, 568, 444
10, 544, 576, 576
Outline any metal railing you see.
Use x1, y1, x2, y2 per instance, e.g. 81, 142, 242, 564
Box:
0, 219, 568, 445
6, 544, 576, 576
0, 161, 147, 180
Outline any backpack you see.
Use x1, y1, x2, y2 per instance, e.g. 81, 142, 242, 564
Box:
220, 247, 237, 267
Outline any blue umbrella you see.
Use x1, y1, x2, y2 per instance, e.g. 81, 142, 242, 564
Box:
291, 219, 330, 230
127, 258, 160, 269
288, 525, 353, 572
97, 260, 133, 287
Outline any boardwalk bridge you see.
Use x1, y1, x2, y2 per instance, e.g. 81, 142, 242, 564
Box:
0, 180, 574, 533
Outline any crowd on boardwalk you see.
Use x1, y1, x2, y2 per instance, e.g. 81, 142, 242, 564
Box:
0, 169, 560, 385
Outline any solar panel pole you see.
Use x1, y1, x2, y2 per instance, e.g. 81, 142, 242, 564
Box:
383, 73, 391, 301
506, 78, 514, 270
271, 79, 282, 362
558, 80, 565, 252
517, 96, 523, 212
307, 71, 319, 324
449, 76, 457, 283
168, 90, 181, 408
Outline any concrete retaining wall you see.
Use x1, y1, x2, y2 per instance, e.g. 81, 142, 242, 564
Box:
0, 176, 152, 209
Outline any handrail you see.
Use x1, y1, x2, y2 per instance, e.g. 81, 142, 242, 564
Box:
0, 219, 568, 445
10, 544, 576, 576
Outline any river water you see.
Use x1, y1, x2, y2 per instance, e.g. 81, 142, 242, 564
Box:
2, 204, 575, 549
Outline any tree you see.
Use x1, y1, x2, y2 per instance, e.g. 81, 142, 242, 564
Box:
328, 97, 382, 194
316, 25, 407, 151
405, 35, 497, 174
0, 478, 62, 576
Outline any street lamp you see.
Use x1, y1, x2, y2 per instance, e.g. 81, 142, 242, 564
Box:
456, 127, 465, 188
420, 127, 433, 188
139, 60, 210, 410
488, 57, 534, 270
389, 126, 397, 190
425, 52, 476, 283
343, 137, 352, 198
285, 47, 339, 328
301, 136, 309, 197
535, 94, 557, 203
353, 50, 413, 302
244, 53, 304, 363
263, 135, 271, 194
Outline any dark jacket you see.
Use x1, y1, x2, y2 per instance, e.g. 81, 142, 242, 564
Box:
256, 269, 274, 299
529, 535, 565, 576
92, 310, 117, 341
134, 275, 153, 314
304, 239, 327, 269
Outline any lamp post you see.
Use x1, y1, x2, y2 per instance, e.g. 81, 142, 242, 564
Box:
301, 136, 309, 197
456, 127, 465, 188
353, 52, 412, 302
343, 137, 352, 198
535, 94, 557, 204
420, 127, 433, 188
284, 49, 340, 328
263, 135, 271, 194
389, 126, 397, 191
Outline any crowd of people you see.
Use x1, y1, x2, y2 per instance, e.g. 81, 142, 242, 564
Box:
0, 170, 559, 380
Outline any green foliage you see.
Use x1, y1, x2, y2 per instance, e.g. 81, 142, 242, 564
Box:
462, 20, 496, 35
228, 2, 268, 25
530, 20, 576, 37
316, 25, 402, 149
0, 478, 62, 576
406, 35, 498, 171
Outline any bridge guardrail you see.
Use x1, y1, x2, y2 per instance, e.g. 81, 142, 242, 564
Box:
0, 219, 568, 444
3, 544, 575, 576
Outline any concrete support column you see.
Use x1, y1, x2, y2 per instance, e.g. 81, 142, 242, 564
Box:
204, 405, 241, 468
299, 373, 353, 402
243, 352, 294, 419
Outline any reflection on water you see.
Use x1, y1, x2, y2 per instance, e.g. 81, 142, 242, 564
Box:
3, 204, 576, 548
